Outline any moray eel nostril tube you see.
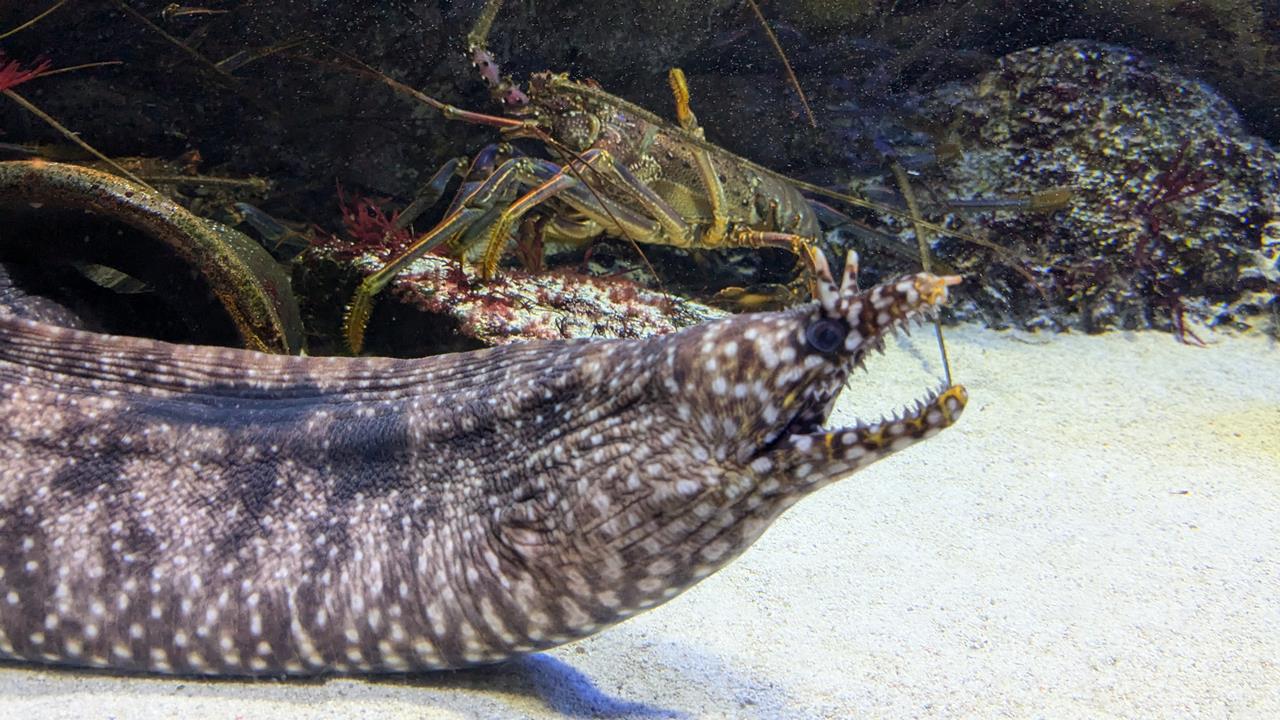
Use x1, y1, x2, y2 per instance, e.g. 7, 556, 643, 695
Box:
0, 251, 965, 676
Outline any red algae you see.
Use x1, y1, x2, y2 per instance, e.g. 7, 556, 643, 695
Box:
0, 55, 51, 93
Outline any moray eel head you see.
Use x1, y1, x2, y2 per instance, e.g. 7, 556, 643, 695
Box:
545, 251, 972, 625
488, 251, 970, 653
664, 249, 967, 527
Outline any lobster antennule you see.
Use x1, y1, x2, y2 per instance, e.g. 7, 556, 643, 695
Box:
469, 46, 529, 108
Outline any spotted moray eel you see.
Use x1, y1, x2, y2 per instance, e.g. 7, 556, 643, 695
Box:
0, 252, 966, 675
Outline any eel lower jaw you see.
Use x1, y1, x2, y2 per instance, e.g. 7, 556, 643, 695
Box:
758, 383, 967, 480
822, 382, 968, 441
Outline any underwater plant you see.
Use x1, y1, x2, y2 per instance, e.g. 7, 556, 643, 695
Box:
327, 183, 415, 260
0, 54, 50, 92
900, 41, 1279, 339
1126, 140, 1222, 345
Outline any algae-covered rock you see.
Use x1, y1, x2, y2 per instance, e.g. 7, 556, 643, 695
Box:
1075, 0, 1280, 141
298, 243, 725, 356
886, 41, 1279, 338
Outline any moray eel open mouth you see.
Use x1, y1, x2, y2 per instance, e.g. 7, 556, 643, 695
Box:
787, 374, 947, 441
752, 249, 967, 464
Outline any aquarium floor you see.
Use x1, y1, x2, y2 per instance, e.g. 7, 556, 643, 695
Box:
0, 325, 1275, 719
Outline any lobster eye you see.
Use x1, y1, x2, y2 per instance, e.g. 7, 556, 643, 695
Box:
805, 318, 846, 354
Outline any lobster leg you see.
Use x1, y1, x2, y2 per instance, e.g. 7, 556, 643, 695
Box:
344, 155, 545, 353
345, 149, 670, 352
472, 149, 610, 278
549, 149, 701, 247
710, 231, 828, 308
441, 144, 510, 218
542, 149, 819, 267
393, 155, 467, 233
551, 111, 824, 307
468, 149, 675, 277
527, 156, 809, 260
667, 68, 730, 248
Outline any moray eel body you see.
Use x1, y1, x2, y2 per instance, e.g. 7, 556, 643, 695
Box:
0, 252, 965, 675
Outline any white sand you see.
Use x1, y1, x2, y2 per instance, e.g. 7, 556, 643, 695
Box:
1, 325, 1276, 719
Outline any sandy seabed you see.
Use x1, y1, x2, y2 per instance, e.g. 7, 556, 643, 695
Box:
0, 324, 1276, 719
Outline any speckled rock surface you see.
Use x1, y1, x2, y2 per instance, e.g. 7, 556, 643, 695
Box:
878, 41, 1280, 338
298, 246, 725, 354
380, 255, 726, 345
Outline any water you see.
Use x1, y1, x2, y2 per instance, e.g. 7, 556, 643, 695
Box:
0, 2, 1276, 718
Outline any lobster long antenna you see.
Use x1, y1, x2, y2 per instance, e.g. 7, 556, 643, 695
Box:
0, 0, 68, 40
886, 155, 953, 385
110, 0, 278, 119
2, 88, 153, 190
466, 0, 505, 53
788, 171, 1055, 293
744, 0, 816, 128
34, 61, 125, 78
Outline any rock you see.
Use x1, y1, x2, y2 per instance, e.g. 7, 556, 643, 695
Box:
883, 40, 1280, 339
300, 244, 725, 355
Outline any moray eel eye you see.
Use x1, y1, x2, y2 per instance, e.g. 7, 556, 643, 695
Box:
805, 317, 846, 354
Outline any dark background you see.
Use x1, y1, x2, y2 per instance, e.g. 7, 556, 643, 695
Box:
3, 0, 1277, 229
